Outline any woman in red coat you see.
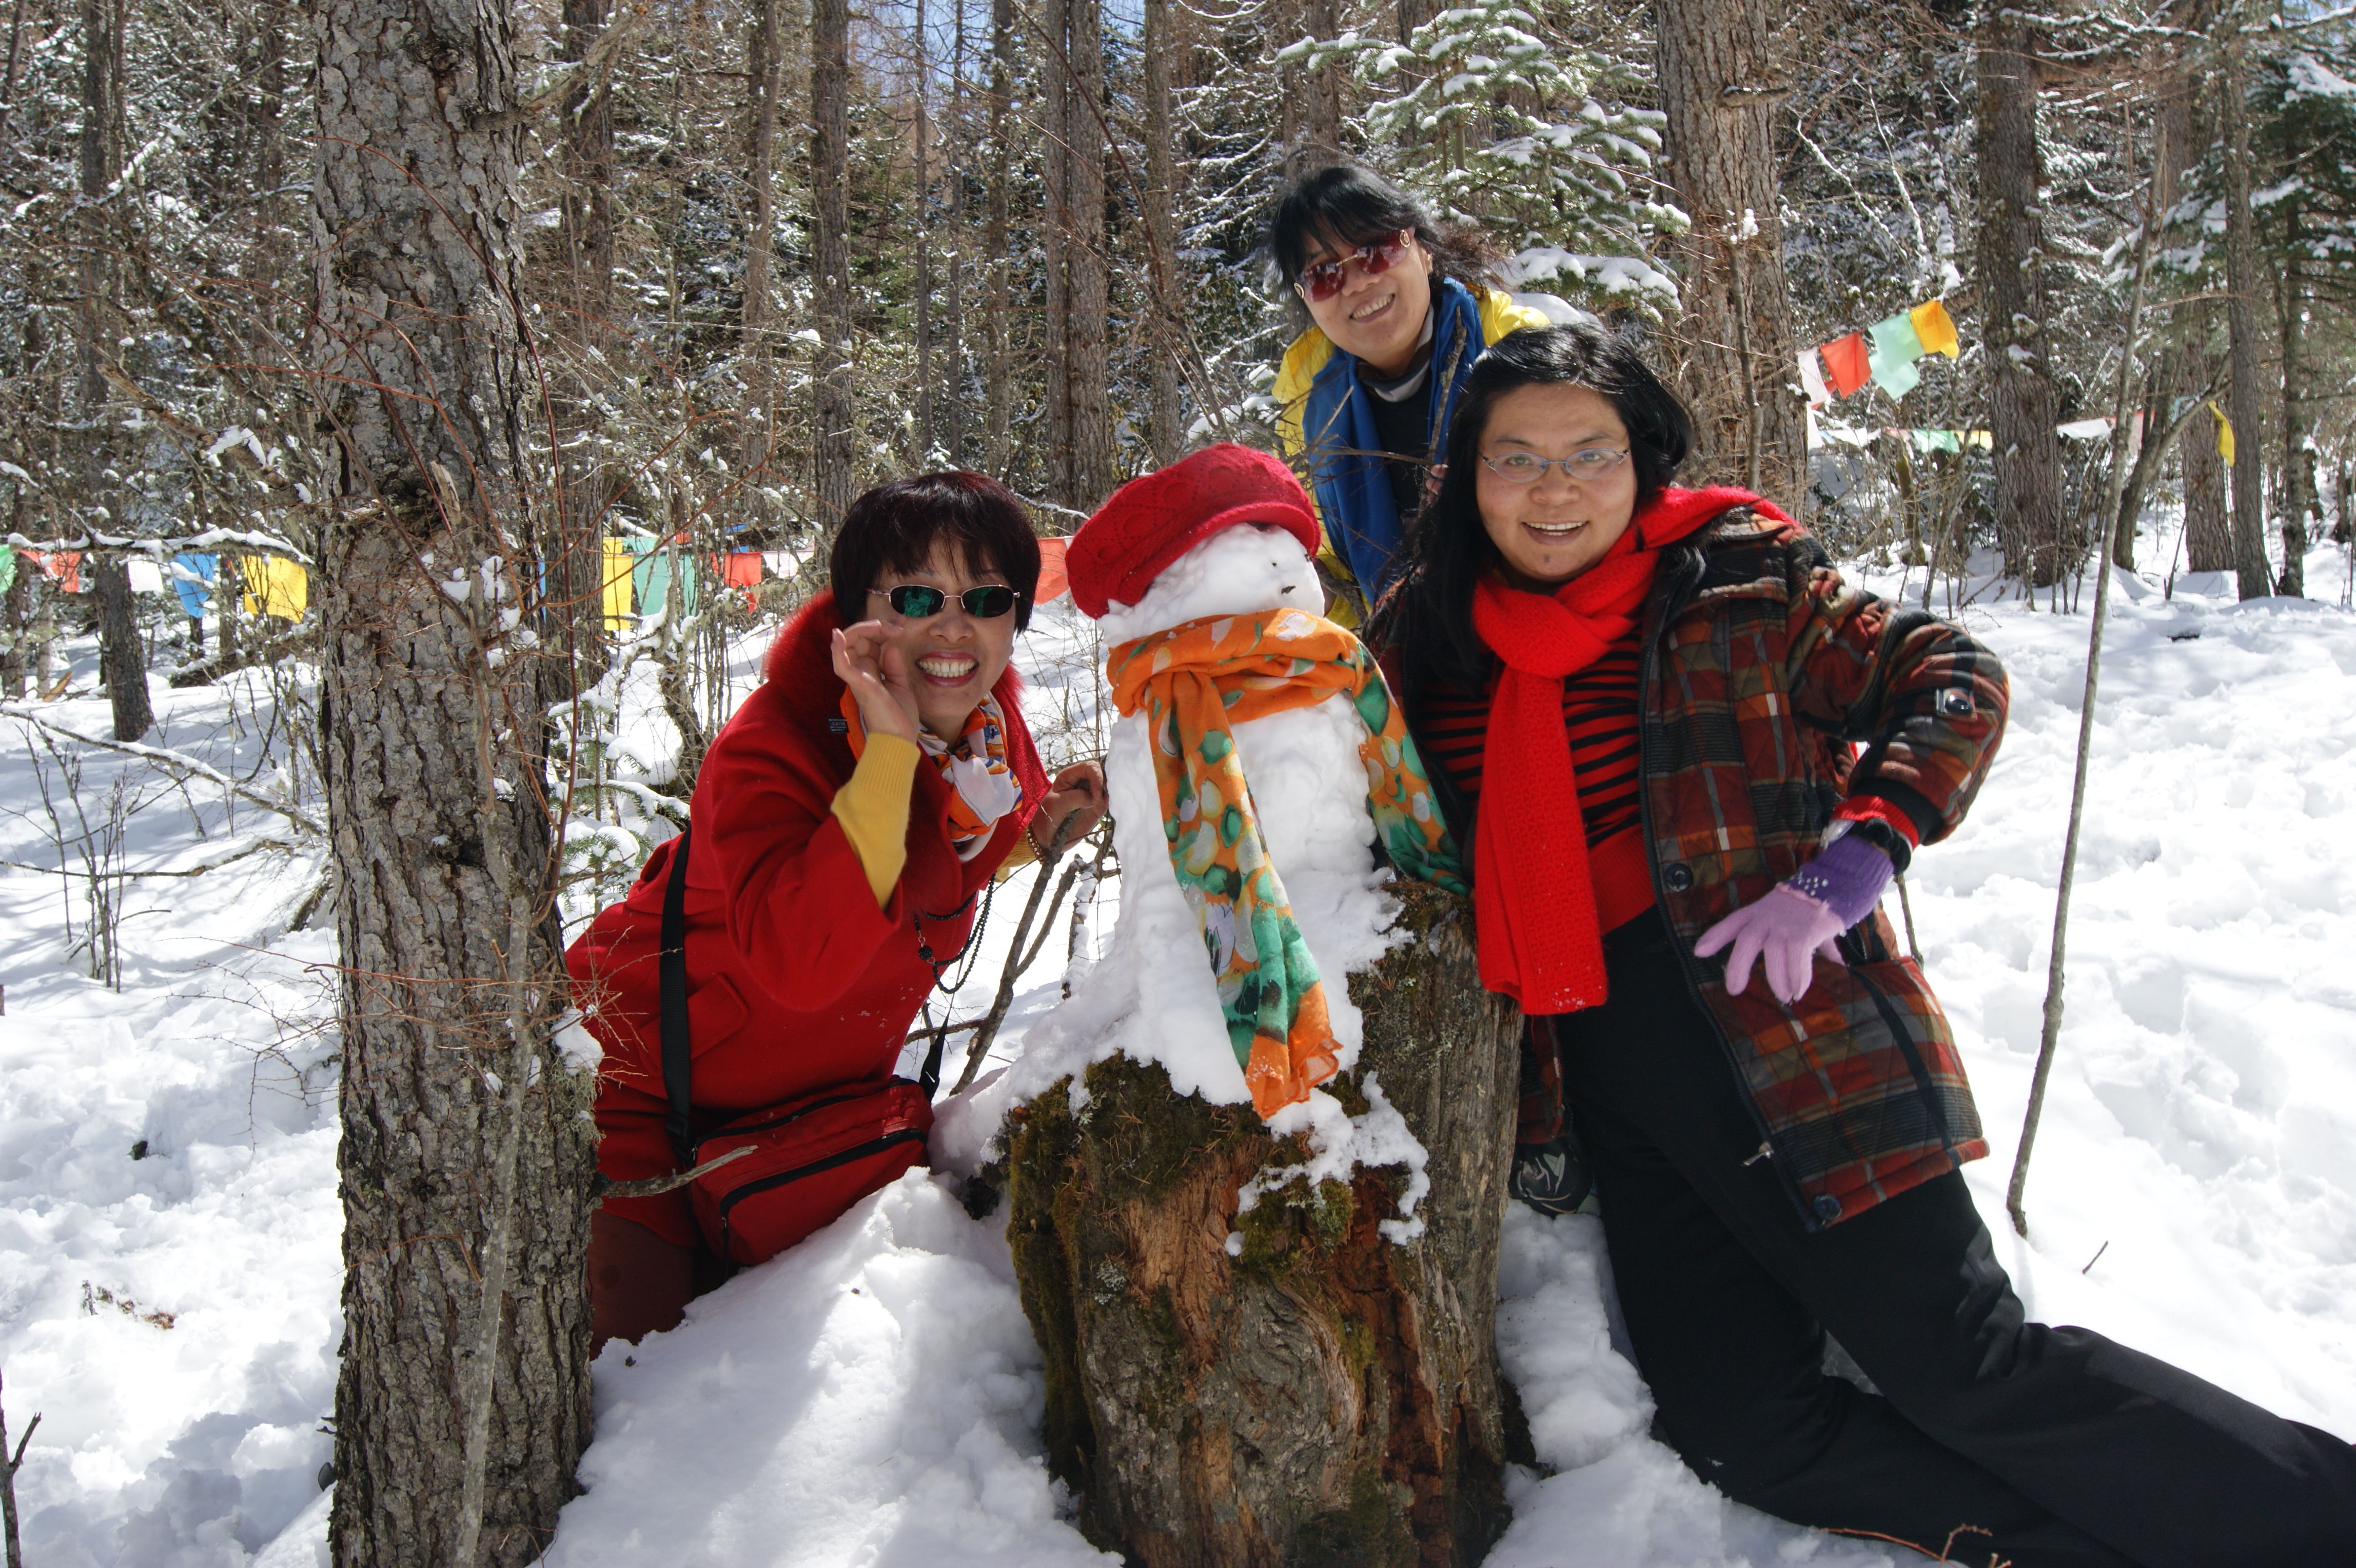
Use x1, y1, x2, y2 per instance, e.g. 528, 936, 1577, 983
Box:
571, 472, 1104, 1346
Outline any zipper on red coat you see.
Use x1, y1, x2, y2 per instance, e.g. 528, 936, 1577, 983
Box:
1635, 538, 1819, 1231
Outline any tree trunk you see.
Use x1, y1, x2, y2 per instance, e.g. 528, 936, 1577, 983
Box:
945, 0, 968, 465
561, 0, 614, 313
1006, 883, 1520, 1567
985, 0, 1013, 477
2154, 47, 2228, 573
2176, 342, 2230, 572
310, 0, 597, 1557
1278, 0, 1342, 170
1061, 0, 1115, 507
1040, 0, 1072, 501
1975, 9, 2068, 586
91, 557, 151, 738
80, 0, 148, 741
554, 0, 615, 683
1, 537, 28, 700
2220, 37, 2272, 601
1142, 0, 1183, 467
913, 0, 935, 462
742, 0, 779, 509
1656, 0, 1807, 505
2274, 200, 2311, 597
811, 0, 857, 526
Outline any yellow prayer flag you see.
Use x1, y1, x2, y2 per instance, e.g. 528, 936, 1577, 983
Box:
240, 555, 309, 620
601, 537, 634, 630
1909, 299, 1961, 359
2208, 400, 2235, 464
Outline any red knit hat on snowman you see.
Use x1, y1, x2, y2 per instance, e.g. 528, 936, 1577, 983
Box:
1064, 444, 1321, 619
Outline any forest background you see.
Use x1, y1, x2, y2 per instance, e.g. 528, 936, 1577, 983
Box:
5, 0, 2356, 1563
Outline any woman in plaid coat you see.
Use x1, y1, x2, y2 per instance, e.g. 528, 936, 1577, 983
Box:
1370, 324, 2356, 1567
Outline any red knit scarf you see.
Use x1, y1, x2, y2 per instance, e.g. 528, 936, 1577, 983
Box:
1469, 485, 1786, 1012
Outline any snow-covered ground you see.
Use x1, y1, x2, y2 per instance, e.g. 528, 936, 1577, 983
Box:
6, 525, 2356, 1567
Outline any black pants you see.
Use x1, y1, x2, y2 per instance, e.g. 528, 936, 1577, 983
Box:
1550, 910, 2356, 1568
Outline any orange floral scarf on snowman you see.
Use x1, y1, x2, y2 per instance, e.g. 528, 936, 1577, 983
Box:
1106, 606, 1463, 1119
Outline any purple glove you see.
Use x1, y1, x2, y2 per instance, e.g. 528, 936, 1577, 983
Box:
1694, 834, 1895, 1005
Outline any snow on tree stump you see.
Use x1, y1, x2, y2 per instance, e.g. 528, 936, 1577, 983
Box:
1004, 881, 1521, 1567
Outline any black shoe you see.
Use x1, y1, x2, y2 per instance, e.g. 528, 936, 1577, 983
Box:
1509, 1129, 1592, 1216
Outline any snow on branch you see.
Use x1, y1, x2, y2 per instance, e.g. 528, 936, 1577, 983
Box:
0, 709, 325, 838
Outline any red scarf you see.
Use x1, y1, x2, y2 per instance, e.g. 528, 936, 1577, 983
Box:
1469, 485, 1790, 1012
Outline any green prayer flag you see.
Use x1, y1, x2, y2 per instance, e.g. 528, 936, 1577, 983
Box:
1911, 429, 1962, 455
0, 547, 15, 596
1867, 313, 1926, 399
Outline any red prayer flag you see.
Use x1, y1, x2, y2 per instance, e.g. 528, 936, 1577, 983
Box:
723, 550, 762, 587
1819, 334, 1872, 399
1034, 536, 1070, 605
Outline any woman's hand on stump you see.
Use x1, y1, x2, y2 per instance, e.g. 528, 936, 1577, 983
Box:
832, 620, 922, 746
1037, 761, 1107, 853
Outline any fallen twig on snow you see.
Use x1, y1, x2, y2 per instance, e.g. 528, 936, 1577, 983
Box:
1, 708, 324, 837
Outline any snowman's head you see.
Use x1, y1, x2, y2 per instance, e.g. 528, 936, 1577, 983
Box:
1096, 523, 1323, 642
1066, 444, 1323, 634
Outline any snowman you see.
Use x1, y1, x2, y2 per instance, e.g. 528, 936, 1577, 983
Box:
1061, 443, 1461, 1121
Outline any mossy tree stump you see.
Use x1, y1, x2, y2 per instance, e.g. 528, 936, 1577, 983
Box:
1005, 883, 1521, 1567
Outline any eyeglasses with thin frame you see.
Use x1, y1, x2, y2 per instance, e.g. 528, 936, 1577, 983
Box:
1294, 230, 1415, 304
870, 583, 1022, 619
1480, 448, 1632, 485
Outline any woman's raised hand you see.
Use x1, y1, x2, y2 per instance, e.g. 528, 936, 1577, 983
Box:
1037, 761, 1108, 851
831, 620, 922, 746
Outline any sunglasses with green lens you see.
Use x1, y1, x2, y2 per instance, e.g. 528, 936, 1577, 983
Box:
870, 583, 1022, 619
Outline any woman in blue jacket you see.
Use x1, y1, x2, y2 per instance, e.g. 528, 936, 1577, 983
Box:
1270, 162, 1562, 621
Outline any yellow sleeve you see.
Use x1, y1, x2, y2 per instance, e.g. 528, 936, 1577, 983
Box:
1479, 288, 1558, 343
830, 733, 921, 907
993, 820, 1040, 883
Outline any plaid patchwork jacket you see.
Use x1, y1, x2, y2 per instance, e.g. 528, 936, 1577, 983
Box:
1384, 505, 2008, 1229
1635, 508, 2006, 1227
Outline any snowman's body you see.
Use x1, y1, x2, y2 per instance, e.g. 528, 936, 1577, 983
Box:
1090, 524, 1400, 1106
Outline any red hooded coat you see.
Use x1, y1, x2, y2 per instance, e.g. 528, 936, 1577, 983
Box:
568, 591, 1048, 1244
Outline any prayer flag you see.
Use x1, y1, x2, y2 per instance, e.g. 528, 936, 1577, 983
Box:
1035, 536, 1070, 604
172, 553, 217, 619
32, 551, 83, 593
631, 539, 697, 620
2055, 418, 2112, 441
127, 558, 166, 594
1966, 430, 1993, 451
1909, 300, 1961, 359
600, 538, 633, 630
241, 555, 308, 620
1819, 334, 1872, 398
2209, 401, 2234, 463
1911, 429, 1963, 455
0, 548, 14, 596
1798, 348, 1832, 408
1868, 313, 1926, 398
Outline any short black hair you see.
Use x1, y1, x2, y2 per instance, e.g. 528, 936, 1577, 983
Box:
1267, 163, 1504, 326
828, 471, 1042, 633
1376, 324, 1693, 695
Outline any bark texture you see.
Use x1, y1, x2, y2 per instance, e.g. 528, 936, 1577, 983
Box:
1975, 11, 2068, 585
1007, 884, 1520, 1567
1142, 0, 1184, 467
1039, 0, 1115, 508
2274, 198, 2312, 598
1656, 0, 1806, 505
2155, 49, 2229, 574
310, 0, 597, 1560
811, 0, 856, 525
2220, 41, 2272, 600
